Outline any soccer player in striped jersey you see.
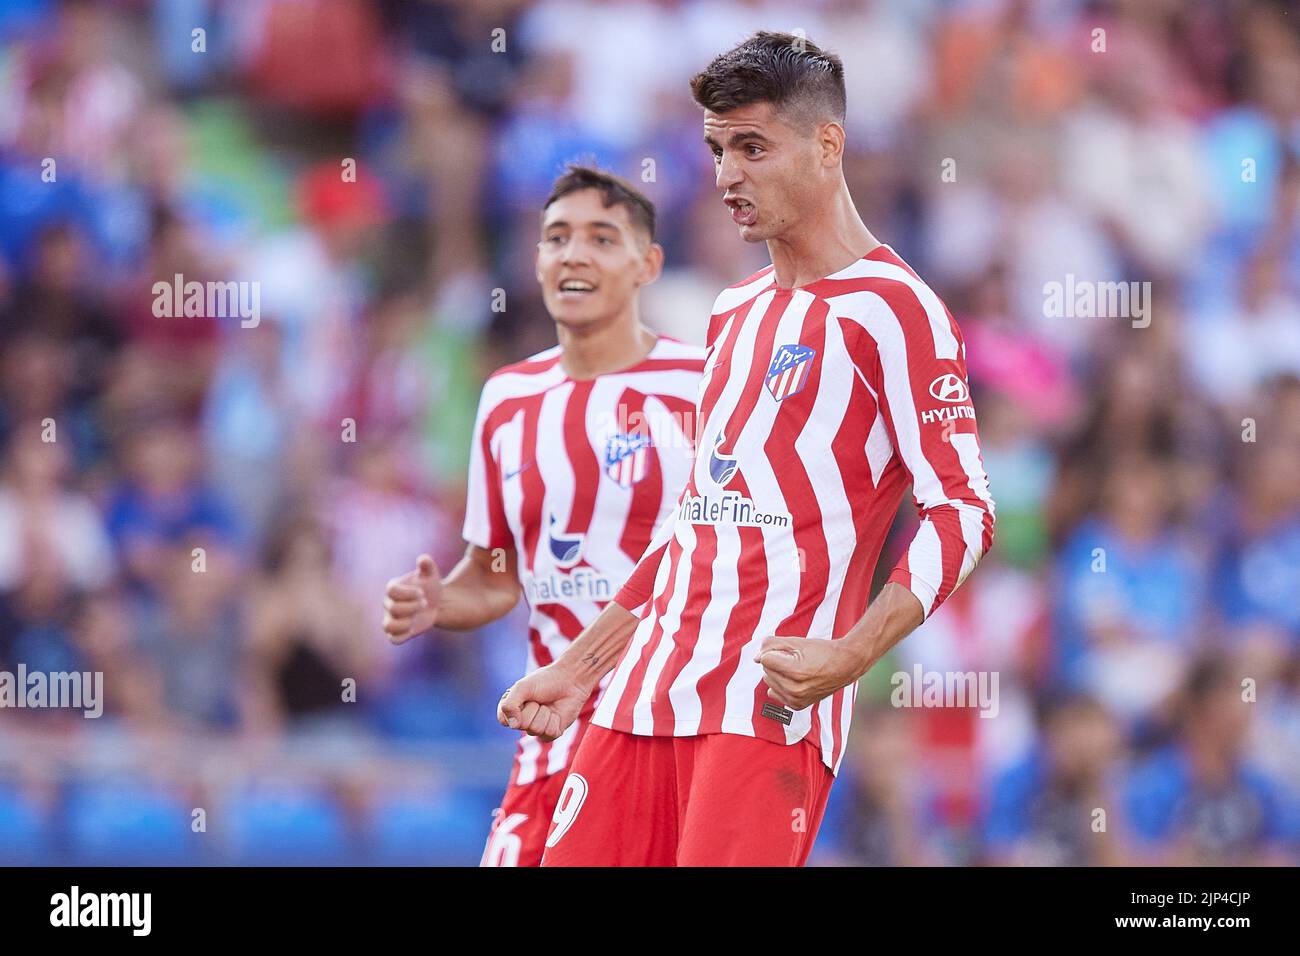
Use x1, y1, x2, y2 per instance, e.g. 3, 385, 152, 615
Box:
499, 33, 997, 866
381, 166, 704, 866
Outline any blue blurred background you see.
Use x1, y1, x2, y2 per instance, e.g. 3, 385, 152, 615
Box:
0, 0, 1298, 865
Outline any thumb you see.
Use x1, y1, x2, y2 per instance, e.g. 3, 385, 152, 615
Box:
416, 553, 438, 579
498, 683, 525, 729
755, 637, 801, 668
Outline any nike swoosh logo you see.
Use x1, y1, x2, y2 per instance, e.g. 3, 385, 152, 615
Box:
504, 461, 534, 481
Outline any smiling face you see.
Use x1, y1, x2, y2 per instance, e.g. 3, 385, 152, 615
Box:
704, 101, 828, 243
536, 188, 660, 329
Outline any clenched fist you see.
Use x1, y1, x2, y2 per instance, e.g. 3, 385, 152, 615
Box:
497, 662, 593, 741
382, 553, 443, 644
755, 635, 868, 711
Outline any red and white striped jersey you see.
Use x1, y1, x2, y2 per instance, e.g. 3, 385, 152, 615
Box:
594, 244, 996, 775
464, 337, 704, 784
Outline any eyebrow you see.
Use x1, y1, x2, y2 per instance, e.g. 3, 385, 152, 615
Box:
703, 130, 773, 150
542, 219, 623, 232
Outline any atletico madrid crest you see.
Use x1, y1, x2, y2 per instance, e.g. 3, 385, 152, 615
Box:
604, 432, 653, 488
765, 344, 816, 401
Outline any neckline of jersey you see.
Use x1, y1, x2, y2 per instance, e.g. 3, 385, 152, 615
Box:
557, 334, 670, 383
766, 242, 897, 295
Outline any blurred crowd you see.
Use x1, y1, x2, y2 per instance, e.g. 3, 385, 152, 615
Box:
0, 0, 1297, 865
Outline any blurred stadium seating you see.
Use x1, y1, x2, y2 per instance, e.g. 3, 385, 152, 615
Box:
0, 0, 1297, 865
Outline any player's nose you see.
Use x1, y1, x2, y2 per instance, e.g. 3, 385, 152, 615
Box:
715, 152, 743, 191
560, 237, 591, 265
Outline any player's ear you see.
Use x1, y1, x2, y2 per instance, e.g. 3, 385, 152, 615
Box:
636, 241, 664, 287
819, 121, 845, 168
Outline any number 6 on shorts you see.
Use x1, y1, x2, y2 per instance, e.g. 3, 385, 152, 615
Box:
545, 772, 588, 849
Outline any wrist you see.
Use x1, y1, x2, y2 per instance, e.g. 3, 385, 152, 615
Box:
555, 649, 601, 691
841, 626, 880, 681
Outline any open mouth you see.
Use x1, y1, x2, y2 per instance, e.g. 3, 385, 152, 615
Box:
557, 278, 597, 299
726, 197, 758, 227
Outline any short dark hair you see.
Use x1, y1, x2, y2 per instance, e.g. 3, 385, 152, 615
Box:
690, 31, 846, 129
542, 165, 656, 242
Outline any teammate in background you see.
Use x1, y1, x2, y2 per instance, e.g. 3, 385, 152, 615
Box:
499, 33, 997, 866
382, 166, 704, 866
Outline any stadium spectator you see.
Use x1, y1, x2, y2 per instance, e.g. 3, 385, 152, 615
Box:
1122, 655, 1293, 865
984, 694, 1125, 866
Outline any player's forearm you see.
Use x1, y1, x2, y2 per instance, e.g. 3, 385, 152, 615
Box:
436, 554, 520, 630
840, 582, 925, 679
554, 600, 640, 689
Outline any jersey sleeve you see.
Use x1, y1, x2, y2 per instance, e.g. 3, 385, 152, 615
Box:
462, 385, 513, 552
613, 484, 683, 614
856, 298, 996, 620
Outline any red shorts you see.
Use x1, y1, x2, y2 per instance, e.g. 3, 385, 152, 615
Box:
540, 725, 834, 866
480, 771, 569, 867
